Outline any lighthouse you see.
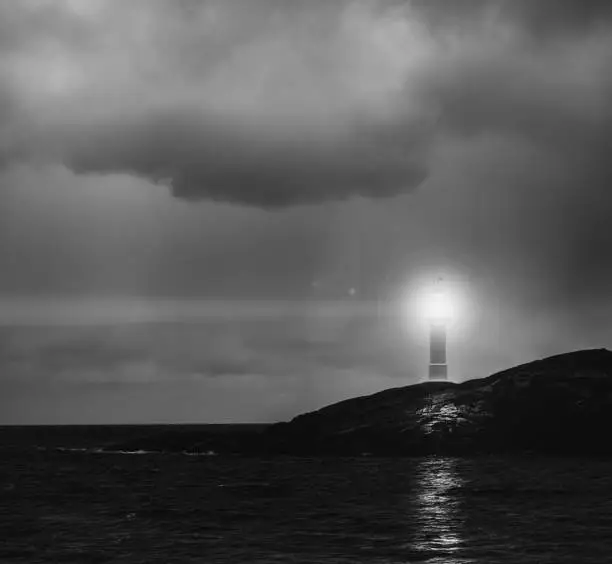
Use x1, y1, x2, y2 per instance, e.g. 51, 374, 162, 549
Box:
427, 279, 449, 380
429, 318, 448, 380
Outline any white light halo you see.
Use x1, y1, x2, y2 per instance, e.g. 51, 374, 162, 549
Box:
423, 287, 455, 322
398, 272, 471, 339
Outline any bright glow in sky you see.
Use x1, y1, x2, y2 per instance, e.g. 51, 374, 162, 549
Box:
421, 285, 456, 322
402, 271, 472, 332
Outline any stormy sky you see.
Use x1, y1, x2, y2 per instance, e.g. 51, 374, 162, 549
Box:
1, 0, 612, 423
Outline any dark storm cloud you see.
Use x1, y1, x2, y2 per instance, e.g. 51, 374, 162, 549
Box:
411, 0, 612, 37
502, 0, 612, 38
0, 0, 434, 207
1, 0, 610, 208
0, 1, 612, 314
65, 109, 429, 207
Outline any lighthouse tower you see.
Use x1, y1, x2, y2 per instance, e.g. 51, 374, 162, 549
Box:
429, 319, 448, 380
427, 280, 449, 380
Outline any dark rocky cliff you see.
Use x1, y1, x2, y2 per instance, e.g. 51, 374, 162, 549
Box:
108, 349, 612, 456
260, 348, 612, 456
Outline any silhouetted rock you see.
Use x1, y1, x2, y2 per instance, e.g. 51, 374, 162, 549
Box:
104, 424, 269, 454
260, 348, 612, 456
107, 349, 612, 456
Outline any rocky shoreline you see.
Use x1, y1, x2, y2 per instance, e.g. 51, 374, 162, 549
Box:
108, 349, 612, 457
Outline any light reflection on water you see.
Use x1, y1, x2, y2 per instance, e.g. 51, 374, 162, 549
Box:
408, 457, 471, 563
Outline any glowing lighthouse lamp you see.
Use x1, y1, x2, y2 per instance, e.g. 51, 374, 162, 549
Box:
422, 279, 456, 380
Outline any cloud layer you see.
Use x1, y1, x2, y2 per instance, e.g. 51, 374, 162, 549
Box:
0, 0, 437, 206
1, 0, 611, 207
0, 304, 420, 423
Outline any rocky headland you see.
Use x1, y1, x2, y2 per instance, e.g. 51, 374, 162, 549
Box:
109, 349, 612, 456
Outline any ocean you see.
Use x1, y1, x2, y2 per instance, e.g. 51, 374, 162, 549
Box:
2, 425, 612, 563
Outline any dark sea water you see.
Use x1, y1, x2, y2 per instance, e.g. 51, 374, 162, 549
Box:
2, 426, 612, 563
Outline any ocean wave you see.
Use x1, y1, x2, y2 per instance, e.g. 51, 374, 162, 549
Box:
35, 446, 217, 456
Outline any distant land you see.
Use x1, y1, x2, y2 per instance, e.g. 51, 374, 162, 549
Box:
97, 348, 612, 457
